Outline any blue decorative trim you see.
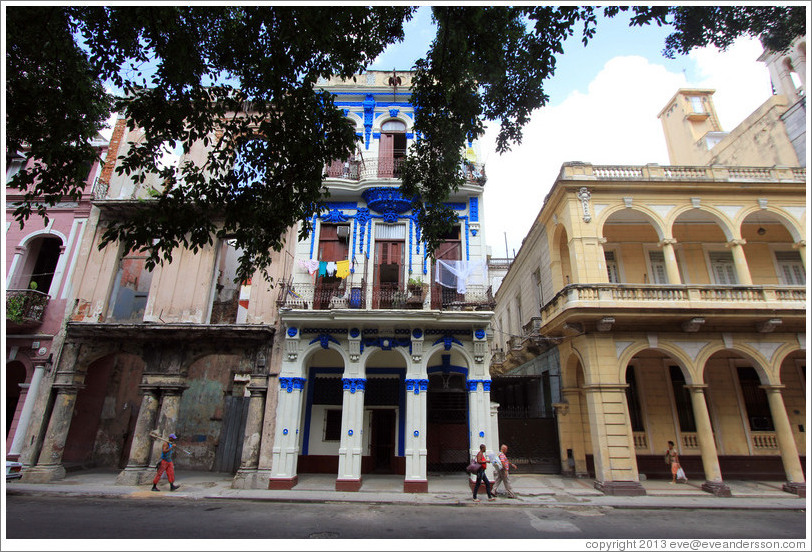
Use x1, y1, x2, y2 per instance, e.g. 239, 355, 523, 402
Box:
479, 431, 485, 438
348, 429, 354, 436
412, 328, 423, 339
461, 216, 470, 261
362, 187, 413, 217
445, 202, 466, 211
466, 379, 492, 392
300, 328, 344, 334
287, 327, 298, 338
349, 328, 360, 338
405, 132, 414, 139
414, 430, 419, 437
389, 108, 399, 117
309, 334, 341, 349
469, 197, 479, 222
363, 337, 411, 351
309, 213, 318, 259
373, 132, 381, 140
363, 94, 375, 149
342, 108, 349, 117
425, 329, 470, 335
433, 335, 464, 351
405, 378, 429, 395
474, 328, 485, 340
283, 428, 288, 435
321, 208, 349, 223
326, 202, 358, 210
280, 377, 306, 393
342, 378, 366, 394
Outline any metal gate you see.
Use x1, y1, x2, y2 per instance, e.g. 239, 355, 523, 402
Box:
212, 395, 249, 473
426, 372, 469, 473
497, 417, 561, 473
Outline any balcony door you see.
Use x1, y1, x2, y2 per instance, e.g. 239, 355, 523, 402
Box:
316, 224, 349, 309
378, 120, 406, 178
709, 251, 738, 285
431, 227, 462, 309
374, 238, 404, 309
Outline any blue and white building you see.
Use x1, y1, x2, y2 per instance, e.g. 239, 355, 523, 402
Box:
268, 71, 497, 492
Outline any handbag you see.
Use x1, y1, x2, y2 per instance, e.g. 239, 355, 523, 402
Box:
466, 460, 481, 474
676, 466, 687, 482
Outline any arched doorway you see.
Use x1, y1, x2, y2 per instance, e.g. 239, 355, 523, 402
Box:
426, 353, 469, 473
378, 119, 407, 178
62, 353, 145, 469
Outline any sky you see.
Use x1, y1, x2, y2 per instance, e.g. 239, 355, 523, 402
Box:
96, 4, 781, 260
367, 5, 777, 259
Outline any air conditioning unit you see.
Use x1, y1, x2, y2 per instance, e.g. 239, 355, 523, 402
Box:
336, 225, 350, 240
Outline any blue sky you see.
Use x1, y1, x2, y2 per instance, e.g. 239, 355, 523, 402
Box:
367, 5, 777, 258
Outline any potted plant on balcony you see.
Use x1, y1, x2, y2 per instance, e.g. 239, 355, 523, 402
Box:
406, 276, 427, 308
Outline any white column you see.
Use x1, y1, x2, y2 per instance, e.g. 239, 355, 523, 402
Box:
404, 377, 428, 490
6, 246, 25, 287
8, 364, 47, 458
269, 377, 306, 480
727, 239, 753, 285
337, 378, 366, 488
659, 238, 682, 284
467, 378, 496, 477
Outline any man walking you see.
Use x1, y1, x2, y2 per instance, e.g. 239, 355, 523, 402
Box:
492, 444, 517, 498
152, 433, 180, 492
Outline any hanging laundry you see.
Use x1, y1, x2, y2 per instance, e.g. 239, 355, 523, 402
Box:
435, 259, 487, 294
297, 259, 320, 275
318, 261, 327, 277
326, 261, 337, 276
336, 260, 350, 279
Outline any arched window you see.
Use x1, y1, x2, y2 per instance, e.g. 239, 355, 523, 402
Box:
14, 236, 62, 294
378, 120, 407, 178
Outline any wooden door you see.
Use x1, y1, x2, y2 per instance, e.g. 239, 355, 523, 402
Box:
315, 224, 349, 309
431, 239, 461, 309
374, 240, 403, 308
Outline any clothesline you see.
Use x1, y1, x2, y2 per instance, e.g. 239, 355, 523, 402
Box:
435, 259, 487, 294
296, 258, 352, 278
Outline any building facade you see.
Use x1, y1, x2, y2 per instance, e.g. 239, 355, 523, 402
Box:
491, 41, 807, 497
269, 71, 497, 492
5, 134, 108, 462
15, 70, 499, 493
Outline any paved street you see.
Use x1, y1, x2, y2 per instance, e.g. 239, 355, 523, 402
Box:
4, 495, 806, 540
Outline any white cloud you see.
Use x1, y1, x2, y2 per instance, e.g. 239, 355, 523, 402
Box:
481, 37, 771, 258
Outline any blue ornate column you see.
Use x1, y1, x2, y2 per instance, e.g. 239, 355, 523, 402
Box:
268, 376, 306, 490
467, 378, 495, 471
404, 377, 429, 492
336, 377, 366, 491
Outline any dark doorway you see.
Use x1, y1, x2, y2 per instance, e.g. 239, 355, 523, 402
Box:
212, 395, 249, 473
426, 371, 468, 472
370, 409, 396, 473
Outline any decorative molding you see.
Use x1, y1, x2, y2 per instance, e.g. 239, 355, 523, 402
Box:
433, 335, 463, 351
577, 187, 592, 222
623, 197, 633, 208
342, 378, 366, 394
691, 197, 701, 207
466, 379, 491, 392
596, 317, 614, 332
681, 317, 705, 332
405, 379, 429, 395
309, 334, 341, 350
647, 333, 658, 348
280, 377, 306, 393
756, 318, 782, 333
722, 333, 733, 348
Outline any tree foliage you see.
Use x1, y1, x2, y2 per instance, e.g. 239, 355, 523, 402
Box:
6, 5, 805, 282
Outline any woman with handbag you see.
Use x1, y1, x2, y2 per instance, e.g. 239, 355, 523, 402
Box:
471, 444, 496, 502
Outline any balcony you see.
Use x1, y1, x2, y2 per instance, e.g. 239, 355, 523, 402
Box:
276, 280, 495, 312
6, 289, 50, 331
537, 283, 805, 334
324, 158, 486, 184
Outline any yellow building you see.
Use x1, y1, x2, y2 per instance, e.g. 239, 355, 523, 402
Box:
491, 42, 806, 497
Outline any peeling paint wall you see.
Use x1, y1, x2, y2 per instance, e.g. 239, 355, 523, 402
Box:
174, 354, 240, 471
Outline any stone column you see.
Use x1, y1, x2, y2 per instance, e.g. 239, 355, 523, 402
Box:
686, 384, 731, 496
268, 376, 306, 489
336, 377, 366, 491
726, 239, 752, 285
232, 375, 268, 489
558, 387, 589, 477
8, 362, 47, 460
762, 385, 806, 497
584, 384, 645, 496
148, 386, 184, 466
403, 377, 428, 492
115, 386, 160, 485
659, 238, 682, 284
21, 383, 83, 483
467, 378, 496, 492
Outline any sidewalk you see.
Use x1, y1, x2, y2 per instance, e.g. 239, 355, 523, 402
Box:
5, 469, 807, 510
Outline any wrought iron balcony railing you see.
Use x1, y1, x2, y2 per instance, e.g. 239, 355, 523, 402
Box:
276, 280, 494, 312
6, 289, 50, 330
324, 158, 486, 184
